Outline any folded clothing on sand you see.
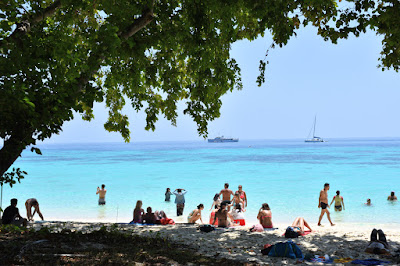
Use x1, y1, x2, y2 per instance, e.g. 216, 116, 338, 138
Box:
351, 259, 390, 265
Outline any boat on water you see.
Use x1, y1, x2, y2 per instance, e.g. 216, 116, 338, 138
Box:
305, 116, 325, 143
208, 136, 239, 143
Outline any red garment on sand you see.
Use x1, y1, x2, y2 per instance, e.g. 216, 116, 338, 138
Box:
160, 218, 175, 225
209, 212, 219, 226
233, 219, 245, 226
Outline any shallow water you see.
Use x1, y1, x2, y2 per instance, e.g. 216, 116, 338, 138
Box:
2, 139, 399, 225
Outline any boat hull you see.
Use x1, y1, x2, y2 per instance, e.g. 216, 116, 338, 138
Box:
208, 139, 239, 143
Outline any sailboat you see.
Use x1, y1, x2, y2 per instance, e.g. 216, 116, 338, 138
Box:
305, 116, 325, 142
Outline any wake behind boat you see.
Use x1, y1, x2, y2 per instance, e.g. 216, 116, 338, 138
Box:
305, 116, 325, 143
208, 136, 239, 143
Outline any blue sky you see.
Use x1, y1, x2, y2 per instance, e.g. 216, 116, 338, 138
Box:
46, 26, 400, 143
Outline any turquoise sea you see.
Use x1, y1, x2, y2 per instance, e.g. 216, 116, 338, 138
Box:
2, 139, 399, 225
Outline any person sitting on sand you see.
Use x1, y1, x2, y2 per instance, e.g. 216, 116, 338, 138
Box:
257, 203, 273, 228
330, 190, 345, 211
187, 204, 204, 224
365, 229, 390, 255
291, 217, 312, 235
133, 200, 145, 223
230, 192, 245, 212
387, 191, 397, 201
173, 188, 187, 216
212, 202, 233, 228
231, 204, 245, 226
143, 207, 160, 224
25, 198, 44, 221
235, 185, 247, 207
165, 188, 173, 202
365, 198, 372, 206
209, 193, 222, 210
317, 183, 335, 226
2, 199, 28, 227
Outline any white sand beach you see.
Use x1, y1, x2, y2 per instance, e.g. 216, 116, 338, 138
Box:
30, 221, 400, 265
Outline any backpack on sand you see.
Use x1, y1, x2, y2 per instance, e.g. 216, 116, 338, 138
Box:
199, 225, 215, 233
284, 226, 299, 238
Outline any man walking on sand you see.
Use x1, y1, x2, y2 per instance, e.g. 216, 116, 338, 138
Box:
318, 183, 335, 226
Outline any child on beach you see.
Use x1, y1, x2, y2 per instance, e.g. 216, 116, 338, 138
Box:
209, 193, 222, 210
165, 188, 173, 201
133, 200, 145, 223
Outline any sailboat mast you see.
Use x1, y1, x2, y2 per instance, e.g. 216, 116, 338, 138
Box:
313, 116, 317, 137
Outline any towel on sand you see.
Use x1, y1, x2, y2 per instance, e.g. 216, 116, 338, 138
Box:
351, 259, 390, 265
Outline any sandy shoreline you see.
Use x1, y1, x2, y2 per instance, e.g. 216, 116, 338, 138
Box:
29, 221, 400, 265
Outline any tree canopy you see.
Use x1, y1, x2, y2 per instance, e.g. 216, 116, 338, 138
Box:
0, 0, 398, 185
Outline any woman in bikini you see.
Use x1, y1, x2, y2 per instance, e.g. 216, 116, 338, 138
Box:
330, 190, 345, 211
235, 185, 247, 207
257, 203, 273, 228
231, 192, 245, 211
291, 217, 312, 235
133, 200, 145, 223
188, 204, 204, 224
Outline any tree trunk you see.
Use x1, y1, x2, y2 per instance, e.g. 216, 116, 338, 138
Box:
0, 135, 29, 178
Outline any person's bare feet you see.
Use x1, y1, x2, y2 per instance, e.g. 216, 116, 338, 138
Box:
331, 223, 335, 226
318, 223, 322, 226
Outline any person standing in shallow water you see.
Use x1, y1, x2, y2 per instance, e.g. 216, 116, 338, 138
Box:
96, 184, 107, 205
165, 188, 173, 201
387, 191, 397, 201
173, 188, 187, 216
330, 190, 345, 211
318, 183, 335, 226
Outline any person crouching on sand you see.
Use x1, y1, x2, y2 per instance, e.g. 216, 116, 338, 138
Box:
317, 183, 335, 226
187, 204, 204, 224
330, 190, 345, 211
212, 202, 233, 228
257, 203, 273, 228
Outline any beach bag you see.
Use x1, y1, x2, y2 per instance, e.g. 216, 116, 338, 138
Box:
268, 241, 303, 259
261, 244, 274, 255
250, 224, 264, 232
284, 226, 299, 238
199, 225, 215, 233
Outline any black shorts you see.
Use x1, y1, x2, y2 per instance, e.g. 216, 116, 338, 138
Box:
222, 200, 231, 205
320, 202, 328, 209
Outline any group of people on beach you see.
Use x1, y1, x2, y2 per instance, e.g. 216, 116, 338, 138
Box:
1, 198, 44, 226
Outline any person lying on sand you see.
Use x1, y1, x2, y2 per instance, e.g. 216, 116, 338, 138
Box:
365, 229, 390, 255
188, 204, 204, 224
212, 203, 233, 228
257, 203, 273, 229
291, 217, 312, 235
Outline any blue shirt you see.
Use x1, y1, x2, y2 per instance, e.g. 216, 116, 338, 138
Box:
173, 191, 187, 204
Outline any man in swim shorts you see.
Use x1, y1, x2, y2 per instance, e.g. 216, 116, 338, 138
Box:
219, 183, 234, 207
96, 184, 107, 205
317, 183, 335, 226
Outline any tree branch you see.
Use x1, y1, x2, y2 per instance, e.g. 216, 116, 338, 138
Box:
1, 0, 62, 48
119, 6, 154, 40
